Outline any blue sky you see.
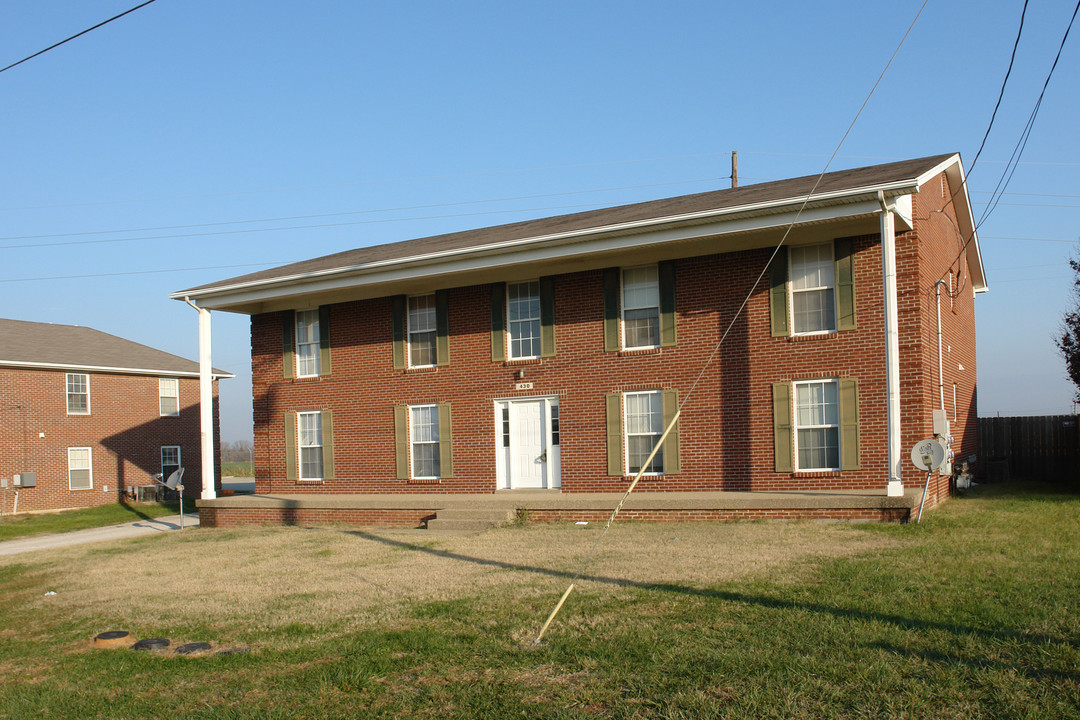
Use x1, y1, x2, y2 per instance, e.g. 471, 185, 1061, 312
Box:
2, 1, 1077, 442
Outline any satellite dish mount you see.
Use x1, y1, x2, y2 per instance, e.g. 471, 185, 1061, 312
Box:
909, 440, 945, 523
152, 467, 186, 530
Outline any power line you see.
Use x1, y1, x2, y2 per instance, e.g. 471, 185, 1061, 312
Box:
0, 1, 158, 75
0, 261, 291, 285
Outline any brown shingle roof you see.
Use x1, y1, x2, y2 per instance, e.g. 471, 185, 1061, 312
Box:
177, 153, 957, 295
0, 318, 231, 377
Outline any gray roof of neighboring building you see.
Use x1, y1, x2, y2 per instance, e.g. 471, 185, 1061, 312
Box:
176, 153, 960, 296
0, 318, 232, 377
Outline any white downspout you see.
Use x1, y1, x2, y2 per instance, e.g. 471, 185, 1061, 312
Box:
183, 297, 217, 500
934, 280, 947, 413
879, 192, 904, 497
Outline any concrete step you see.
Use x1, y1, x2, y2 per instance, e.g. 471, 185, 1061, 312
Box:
427, 508, 515, 531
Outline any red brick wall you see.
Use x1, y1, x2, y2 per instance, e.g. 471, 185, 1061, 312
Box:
0, 367, 220, 513
251, 174, 977, 500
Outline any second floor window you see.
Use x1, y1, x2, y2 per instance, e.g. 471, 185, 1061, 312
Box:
159, 378, 179, 416
622, 266, 660, 349
67, 373, 89, 414
296, 310, 321, 377
408, 295, 437, 367
507, 281, 541, 359
790, 244, 836, 334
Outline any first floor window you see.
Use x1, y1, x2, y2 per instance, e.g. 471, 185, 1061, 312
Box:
296, 309, 321, 377
790, 243, 836, 334
625, 390, 663, 473
408, 295, 437, 367
622, 266, 660, 349
159, 377, 179, 416
795, 379, 840, 470
69, 447, 92, 490
161, 445, 181, 481
67, 373, 89, 414
298, 411, 324, 480
410, 404, 440, 478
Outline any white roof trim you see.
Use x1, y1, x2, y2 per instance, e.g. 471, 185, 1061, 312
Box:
0, 359, 234, 379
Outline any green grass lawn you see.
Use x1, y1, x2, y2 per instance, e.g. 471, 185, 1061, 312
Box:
0, 482, 1077, 719
0, 499, 197, 541
221, 460, 254, 477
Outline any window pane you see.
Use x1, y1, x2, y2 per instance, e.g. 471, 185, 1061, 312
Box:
408, 296, 436, 332
508, 282, 541, 359
628, 436, 663, 473
161, 447, 179, 466
295, 310, 321, 376
790, 244, 836, 334
300, 447, 323, 479
624, 309, 659, 348
793, 288, 836, 334
413, 444, 440, 478
795, 380, 840, 470
622, 267, 659, 309
410, 405, 440, 478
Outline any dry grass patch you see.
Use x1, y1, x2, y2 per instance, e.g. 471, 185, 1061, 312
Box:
1, 520, 899, 648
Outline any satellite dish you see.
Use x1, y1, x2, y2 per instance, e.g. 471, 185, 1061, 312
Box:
910, 439, 945, 472
164, 468, 184, 490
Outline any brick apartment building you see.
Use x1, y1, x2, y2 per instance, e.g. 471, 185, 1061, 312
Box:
0, 319, 230, 514
176, 154, 985, 527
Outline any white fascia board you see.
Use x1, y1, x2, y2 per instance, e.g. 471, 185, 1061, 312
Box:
178, 181, 920, 309
0, 360, 235, 379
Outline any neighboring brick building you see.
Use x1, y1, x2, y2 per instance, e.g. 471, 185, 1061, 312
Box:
0, 319, 230, 514
176, 154, 985, 526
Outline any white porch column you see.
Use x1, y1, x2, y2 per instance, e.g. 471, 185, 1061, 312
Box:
191, 301, 217, 500
879, 193, 904, 497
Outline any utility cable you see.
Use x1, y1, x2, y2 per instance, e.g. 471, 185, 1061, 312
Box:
0, 1, 158, 75
533, 0, 930, 645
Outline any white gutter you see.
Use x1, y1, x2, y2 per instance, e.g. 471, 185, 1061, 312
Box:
182, 297, 217, 501
878, 191, 904, 498
0, 359, 233, 379
173, 180, 921, 303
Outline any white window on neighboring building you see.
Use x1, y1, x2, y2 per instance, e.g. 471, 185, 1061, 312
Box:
408, 295, 437, 367
507, 281, 541, 360
67, 373, 89, 415
159, 378, 179, 416
298, 411, 324, 480
622, 266, 660, 349
410, 404, 440, 478
794, 379, 840, 471
625, 390, 663, 474
789, 244, 836, 335
295, 309, 321, 377
161, 445, 181, 481
68, 447, 92, 490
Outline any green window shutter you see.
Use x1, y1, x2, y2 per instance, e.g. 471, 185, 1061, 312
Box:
282, 311, 295, 379
772, 382, 793, 472
769, 247, 790, 338
602, 268, 620, 352
438, 402, 454, 478
435, 290, 450, 367
490, 283, 506, 362
540, 276, 556, 358
839, 378, 861, 470
284, 412, 297, 481
606, 392, 623, 476
659, 261, 677, 347
391, 296, 406, 370
321, 410, 335, 480
318, 306, 332, 376
394, 406, 408, 479
834, 238, 856, 331
662, 388, 680, 474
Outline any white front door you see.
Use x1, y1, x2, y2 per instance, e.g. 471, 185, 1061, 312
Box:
509, 400, 546, 489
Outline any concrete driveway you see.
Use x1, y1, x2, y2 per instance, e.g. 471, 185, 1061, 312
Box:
0, 513, 198, 557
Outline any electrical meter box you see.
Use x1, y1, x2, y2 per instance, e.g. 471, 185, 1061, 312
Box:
13, 473, 36, 487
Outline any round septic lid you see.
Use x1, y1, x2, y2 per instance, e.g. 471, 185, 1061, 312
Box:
132, 638, 171, 651
176, 642, 212, 655
93, 631, 132, 648
910, 439, 945, 471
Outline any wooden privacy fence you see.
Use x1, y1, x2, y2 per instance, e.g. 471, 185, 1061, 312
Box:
977, 415, 1080, 484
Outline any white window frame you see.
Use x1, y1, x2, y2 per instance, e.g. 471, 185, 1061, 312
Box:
793, 379, 841, 472
789, 243, 837, 336
621, 266, 661, 350
624, 390, 664, 475
297, 411, 324, 481
507, 281, 541, 360
295, 309, 321, 378
407, 295, 437, 368
409, 403, 440, 479
66, 373, 90, 415
68, 447, 93, 490
161, 445, 181, 478
159, 377, 180, 416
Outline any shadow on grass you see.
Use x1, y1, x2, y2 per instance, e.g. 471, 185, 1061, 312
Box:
866, 641, 1080, 683
118, 501, 154, 522
344, 528, 1080, 655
